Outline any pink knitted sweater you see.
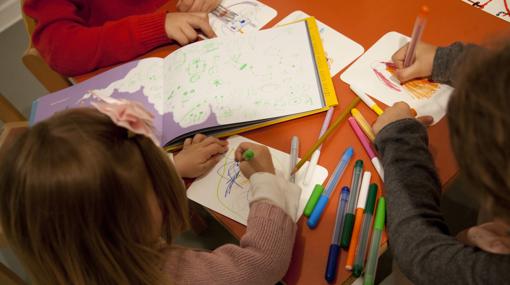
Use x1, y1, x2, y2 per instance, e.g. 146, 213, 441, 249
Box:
162, 202, 296, 284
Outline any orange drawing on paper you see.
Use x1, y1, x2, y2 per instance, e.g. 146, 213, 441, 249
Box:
372, 62, 440, 100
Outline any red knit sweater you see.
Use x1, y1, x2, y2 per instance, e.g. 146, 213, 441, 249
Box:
24, 0, 173, 76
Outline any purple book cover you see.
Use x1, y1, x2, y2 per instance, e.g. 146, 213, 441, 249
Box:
30, 59, 226, 147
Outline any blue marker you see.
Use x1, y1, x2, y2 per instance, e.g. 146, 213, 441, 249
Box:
307, 147, 354, 229
325, 187, 350, 283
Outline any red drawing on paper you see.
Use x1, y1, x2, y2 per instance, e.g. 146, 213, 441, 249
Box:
372, 62, 440, 100
465, 0, 510, 19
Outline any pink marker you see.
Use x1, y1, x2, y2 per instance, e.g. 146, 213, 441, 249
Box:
403, 5, 429, 68
348, 117, 384, 181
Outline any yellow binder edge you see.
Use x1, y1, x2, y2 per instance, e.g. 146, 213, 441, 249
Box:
304, 17, 338, 107
276, 17, 338, 107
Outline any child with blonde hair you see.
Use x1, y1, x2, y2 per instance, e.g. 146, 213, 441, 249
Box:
372, 40, 510, 283
0, 101, 301, 284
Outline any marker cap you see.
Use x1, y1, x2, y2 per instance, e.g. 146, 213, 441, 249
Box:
374, 197, 386, 230
364, 184, 378, 214
304, 184, 324, 217
243, 149, 254, 160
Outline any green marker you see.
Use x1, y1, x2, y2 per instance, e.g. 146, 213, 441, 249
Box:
341, 160, 364, 249
243, 149, 255, 161
303, 184, 323, 217
353, 184, 378, 277
364, 197, 386, 285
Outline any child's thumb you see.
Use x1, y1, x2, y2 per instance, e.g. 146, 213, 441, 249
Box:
396, 65, 420, 83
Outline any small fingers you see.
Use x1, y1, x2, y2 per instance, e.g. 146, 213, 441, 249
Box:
188, 13, 216, 38
202, 141, 229, 157
177, 0, 193, 11
417, 115, 434, 126
172, 29, 190, 46
199, 136, 228, 147
180, 24, 199, 43
395, 64, 421, 83
192, 133, 207, 144
392, 44, 408, 69
189, 0, 206, 12
235, 142, 253, 161
199, 154, 224, 175
183, 138, 192, 147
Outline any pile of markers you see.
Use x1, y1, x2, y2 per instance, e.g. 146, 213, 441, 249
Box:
295, 84, 388, 284
304, 156, 386, 284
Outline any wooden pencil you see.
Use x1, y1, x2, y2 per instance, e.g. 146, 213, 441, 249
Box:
291, 96, 361, 174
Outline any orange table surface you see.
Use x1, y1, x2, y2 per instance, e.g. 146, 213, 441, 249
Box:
75, 0, 509, 284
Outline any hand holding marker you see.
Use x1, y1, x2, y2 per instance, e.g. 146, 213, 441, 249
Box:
243, 149, 254, 160
307, 147, 354, 229
403, 5, 429, 68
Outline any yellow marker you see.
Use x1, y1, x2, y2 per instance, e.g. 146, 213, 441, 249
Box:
351, 108, 375, 142
371, 105, 384, 116
350, 85, 384, 116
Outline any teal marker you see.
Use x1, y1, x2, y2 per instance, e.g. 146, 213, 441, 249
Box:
341, 160, 364, 249
364, 197, 386, 285
353, 184, 378, 277
243, 149, 254, 161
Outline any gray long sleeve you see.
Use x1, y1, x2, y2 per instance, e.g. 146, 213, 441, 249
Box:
431, 42, 478, 86
375, 119, 510, 285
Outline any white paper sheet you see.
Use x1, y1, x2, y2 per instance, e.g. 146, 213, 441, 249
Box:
187, 135, 329, 225
340, 31, 454, 123
276, 11, 364, 77
462, 0, 510, 23
209, 0, 277, 36
163, 21, 324, 127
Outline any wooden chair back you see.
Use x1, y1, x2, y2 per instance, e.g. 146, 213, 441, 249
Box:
20, 0, 72, 92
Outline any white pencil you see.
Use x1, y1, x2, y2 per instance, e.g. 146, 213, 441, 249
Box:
350, 84, 384, 116
303, 107, 335, 185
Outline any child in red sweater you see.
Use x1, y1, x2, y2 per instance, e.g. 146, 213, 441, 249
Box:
24, 0, 220, 76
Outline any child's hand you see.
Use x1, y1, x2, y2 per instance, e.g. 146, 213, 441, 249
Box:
392, 42, 438, 83
173, 134, 228, 178
234, 142, 275, 179
165, 12, 216, 45
372, 102, 433, 135
177, 0, 221, 12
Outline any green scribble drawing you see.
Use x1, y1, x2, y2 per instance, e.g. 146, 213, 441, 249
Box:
181, 103, 207, 125
187, 58, 207, 83
230, 53, 241, 65
203, 41, 220, 53
158, 21, 324, 128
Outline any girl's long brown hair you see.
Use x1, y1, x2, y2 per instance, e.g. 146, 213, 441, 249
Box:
448, 40, 510, 222
0, 108, 189, 284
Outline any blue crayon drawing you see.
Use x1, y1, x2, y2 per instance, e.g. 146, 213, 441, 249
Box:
217, 159, 244, 197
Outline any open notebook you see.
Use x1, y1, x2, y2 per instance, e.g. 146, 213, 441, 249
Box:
30, 18, 337, 148
187, 135, 329, 225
